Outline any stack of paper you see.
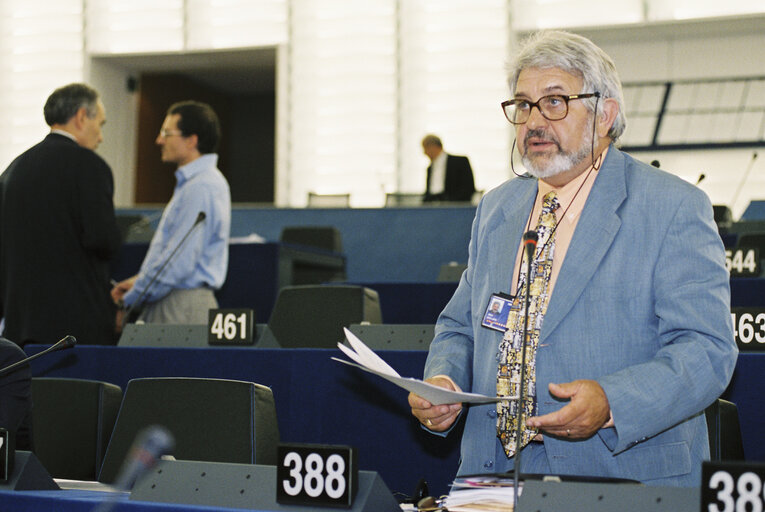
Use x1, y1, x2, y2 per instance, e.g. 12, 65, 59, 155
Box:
442, 475, 520, 511
333, 328, 504, 405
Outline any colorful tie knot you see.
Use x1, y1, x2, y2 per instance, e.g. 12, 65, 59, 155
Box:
542, 191, 560, 213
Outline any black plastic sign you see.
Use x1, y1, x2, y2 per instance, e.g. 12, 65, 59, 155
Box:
277, 443, 357, 508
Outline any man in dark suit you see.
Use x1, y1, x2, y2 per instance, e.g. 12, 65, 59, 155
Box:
422, 134, 476, 202
0, 83, 121, 346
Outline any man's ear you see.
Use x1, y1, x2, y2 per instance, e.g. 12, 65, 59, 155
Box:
73, 106, 90, 129
597, 97, 619, 138
186, 133, 199, 151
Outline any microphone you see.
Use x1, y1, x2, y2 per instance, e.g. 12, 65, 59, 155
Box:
523, 230, 538, 260
113, 425, 175, 491
696, 173, 706, 185
513, 230, 538, 505
93, 426, 175, 512
0, 335, 76, 377
122, 212, 206, 325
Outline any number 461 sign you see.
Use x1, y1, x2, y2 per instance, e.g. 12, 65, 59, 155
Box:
207, 309, 254, 345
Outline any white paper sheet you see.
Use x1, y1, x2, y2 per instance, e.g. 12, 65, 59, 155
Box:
333, 327, 513, 405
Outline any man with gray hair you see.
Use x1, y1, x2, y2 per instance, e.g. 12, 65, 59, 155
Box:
422, 134, 476, 202
410, 31, 736, 486
0, 83, 120, 345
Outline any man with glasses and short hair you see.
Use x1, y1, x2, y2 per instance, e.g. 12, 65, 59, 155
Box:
409, 30, 737, 486
0, 83, 121, 346
111, 101, 230, 325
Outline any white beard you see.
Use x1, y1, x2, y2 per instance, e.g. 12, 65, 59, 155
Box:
520, 123, 593, 179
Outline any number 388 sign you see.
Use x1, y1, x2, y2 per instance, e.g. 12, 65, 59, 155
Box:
276, 444, 357, 508
703, 461, 765, 512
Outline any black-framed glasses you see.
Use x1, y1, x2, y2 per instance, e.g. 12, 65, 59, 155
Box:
501, 92, 600, 125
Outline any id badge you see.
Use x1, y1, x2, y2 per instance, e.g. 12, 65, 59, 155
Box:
481, 293, 516, 332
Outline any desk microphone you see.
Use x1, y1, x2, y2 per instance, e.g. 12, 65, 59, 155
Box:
93, 426, 175, 512
113, 425, 175, 491
0, 335, 76, 377
122, 211, 206, 325
513, 230, 538, 506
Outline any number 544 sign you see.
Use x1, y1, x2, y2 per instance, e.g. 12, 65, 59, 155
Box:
725, 248, 760, 277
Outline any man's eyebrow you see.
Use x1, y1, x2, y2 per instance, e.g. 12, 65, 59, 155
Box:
513, 84, 568, 99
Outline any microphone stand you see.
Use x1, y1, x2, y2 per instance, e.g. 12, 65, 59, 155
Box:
513, 231, 537, 507
730, 151, 758, 213
121, 212, 206, 328
0, 335, 76, 377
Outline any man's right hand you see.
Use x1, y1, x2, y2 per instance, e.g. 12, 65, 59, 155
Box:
111, 275, 137, 304
408, 376, 463, 432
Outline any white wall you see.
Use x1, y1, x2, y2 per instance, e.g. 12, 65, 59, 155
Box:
88, 59, 140, 207
580, 17, 765, 218
1, 3, 763, 215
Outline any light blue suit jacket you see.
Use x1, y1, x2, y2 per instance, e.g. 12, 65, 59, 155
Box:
424, 147, 737, 486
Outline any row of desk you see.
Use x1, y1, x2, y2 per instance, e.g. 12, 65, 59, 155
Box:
24, 344, 765, 501
113, 240, 765, 324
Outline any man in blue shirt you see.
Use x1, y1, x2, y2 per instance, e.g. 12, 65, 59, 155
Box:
112, 101, 231, 325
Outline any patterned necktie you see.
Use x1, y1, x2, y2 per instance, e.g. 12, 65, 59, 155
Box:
496, 190, 560, 458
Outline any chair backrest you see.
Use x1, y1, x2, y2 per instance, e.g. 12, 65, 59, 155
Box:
385, 193, 423, 207
307, 192, 350, 208
705, 398, 745, 461
98, 377, 279, 484
735, 232, 765, 252
31, 378, 122, 480
437, 262, 467, 282
348, 324, 434, 351
268, 285, 382, 348
280, 226, 343, 252
735, 232, 765, 275
713, 205, 733, 233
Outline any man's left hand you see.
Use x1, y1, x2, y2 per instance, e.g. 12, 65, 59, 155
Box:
525, 380, 610, 439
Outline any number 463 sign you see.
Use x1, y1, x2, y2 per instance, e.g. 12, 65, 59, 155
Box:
731, 308, 765, 350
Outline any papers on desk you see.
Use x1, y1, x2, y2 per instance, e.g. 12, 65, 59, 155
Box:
443, 475, 520, 511
333, 327, 506, 405
229, 232, 266, 244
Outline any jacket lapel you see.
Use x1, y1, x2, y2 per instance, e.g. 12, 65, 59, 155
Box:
540, 148, 627, 341
486, 178, 538, 293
